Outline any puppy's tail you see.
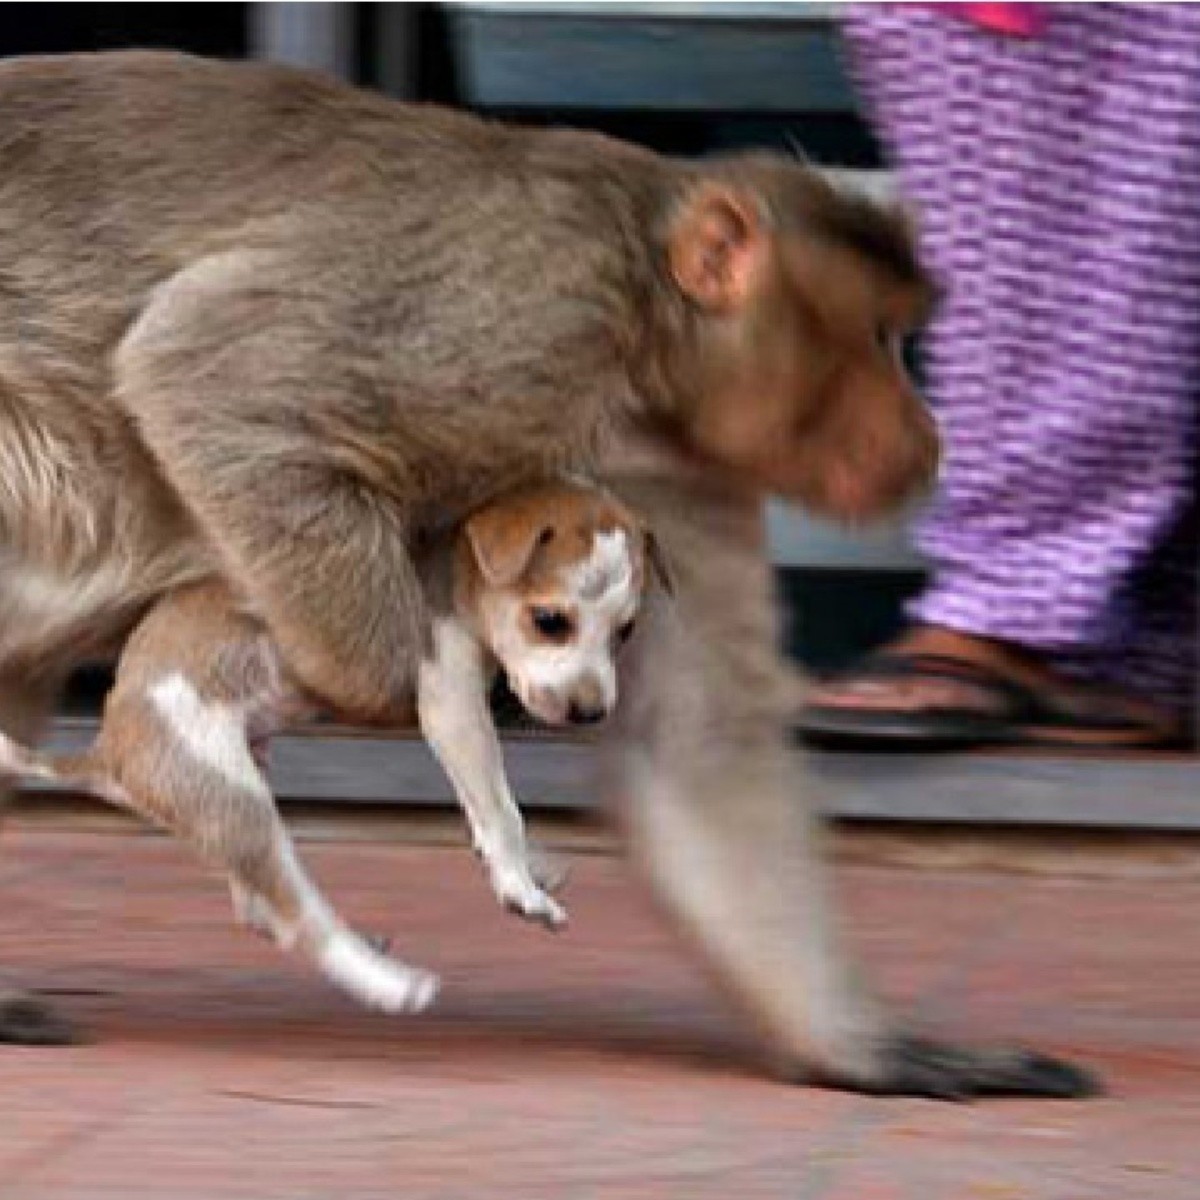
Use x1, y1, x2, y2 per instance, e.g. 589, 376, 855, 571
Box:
0, 730, 110, 800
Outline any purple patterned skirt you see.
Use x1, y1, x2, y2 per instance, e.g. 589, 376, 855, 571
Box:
842, 4, 1200, 712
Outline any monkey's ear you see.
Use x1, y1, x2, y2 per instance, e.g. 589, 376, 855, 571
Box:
465, 505, 548, 587
668, 185, 765, 312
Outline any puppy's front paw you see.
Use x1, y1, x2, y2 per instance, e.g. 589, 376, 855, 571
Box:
494, 870, 568, 931
526, 841, 569, 894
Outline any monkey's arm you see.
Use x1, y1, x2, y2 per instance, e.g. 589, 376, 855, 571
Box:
601, 450, 1097, 1098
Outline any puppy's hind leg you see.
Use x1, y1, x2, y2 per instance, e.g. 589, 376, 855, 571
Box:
233, 822, 440, 1015
115, 673, 439, 1015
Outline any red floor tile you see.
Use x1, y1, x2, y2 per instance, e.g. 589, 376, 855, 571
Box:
0, 828, 1197, 1199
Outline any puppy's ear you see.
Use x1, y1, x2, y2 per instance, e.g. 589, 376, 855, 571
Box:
465, 504, 550, 587
667, 184, 766, 313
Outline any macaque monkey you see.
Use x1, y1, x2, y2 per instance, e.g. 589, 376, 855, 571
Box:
0, 51, 1091, 1097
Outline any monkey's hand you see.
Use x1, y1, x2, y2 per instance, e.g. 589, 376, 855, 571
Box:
842, 1033, 1101, 1101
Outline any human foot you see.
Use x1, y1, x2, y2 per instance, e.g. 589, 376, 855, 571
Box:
797, 627, 1179, 749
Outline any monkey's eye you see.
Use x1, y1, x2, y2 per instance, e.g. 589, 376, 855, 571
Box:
616, 619, 636, 647
530, 607, 573, 642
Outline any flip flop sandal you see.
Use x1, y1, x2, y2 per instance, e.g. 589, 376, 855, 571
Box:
1017, 678, 1182, 748
796, 652, 1176, 751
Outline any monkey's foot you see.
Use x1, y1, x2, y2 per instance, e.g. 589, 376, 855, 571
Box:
0, 990, 78, 1045
860, 1033, 1101, 1101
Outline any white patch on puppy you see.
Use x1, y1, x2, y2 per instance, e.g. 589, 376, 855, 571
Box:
571, 528, 634, 603
317, 932, 439, 1013
149, 671, 268, 798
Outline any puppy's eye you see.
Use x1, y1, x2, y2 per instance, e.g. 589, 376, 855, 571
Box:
530, 607, 572, 642
616, 620, 636, 647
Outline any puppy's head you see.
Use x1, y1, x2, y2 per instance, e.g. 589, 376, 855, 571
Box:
458, 481, 650, 728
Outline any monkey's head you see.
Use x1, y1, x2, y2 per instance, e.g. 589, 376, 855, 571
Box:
659, 156, 938, 522
458, 481, 651, 728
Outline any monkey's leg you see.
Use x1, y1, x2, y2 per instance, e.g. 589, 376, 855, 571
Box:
0, 664, 77, 1044
417, 620, 566, 930
602, 467, 1097, 1099
116, 262, 426, 718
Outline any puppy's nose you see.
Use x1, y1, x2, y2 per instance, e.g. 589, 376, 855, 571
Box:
567, 702, 607, 726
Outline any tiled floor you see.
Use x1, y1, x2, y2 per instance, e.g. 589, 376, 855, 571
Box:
2, 826, 1199, 1199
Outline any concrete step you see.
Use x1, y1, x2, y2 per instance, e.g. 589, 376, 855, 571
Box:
36, 715, 1200, 834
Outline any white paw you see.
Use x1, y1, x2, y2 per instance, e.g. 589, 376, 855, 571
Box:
493, 870, 568, 931
317, 932, 439, 1014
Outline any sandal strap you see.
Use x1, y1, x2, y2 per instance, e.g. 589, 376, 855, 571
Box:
824, 651, 1167, 736
827, 651, 1043, 715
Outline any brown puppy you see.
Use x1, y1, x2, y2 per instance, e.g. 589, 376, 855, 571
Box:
0, 480, 648, 1012
0, 51, 1090, 1097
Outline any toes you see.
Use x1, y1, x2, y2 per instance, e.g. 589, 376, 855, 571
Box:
502, 892, 568, 930
868, 1033, 1102, 1101
971, 1048, 1103, 1099
503, 890, 568, 931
